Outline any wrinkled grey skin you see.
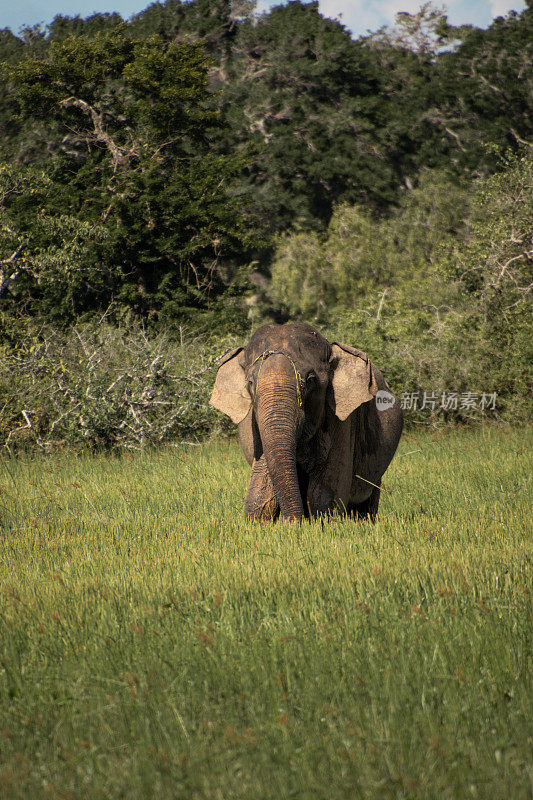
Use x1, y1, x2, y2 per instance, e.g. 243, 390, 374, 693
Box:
210, 322, 403, 523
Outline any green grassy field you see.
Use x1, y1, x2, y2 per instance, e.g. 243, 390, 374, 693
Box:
0, 426, 531, 799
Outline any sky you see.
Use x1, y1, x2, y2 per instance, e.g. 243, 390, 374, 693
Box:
0, 0, 527, 38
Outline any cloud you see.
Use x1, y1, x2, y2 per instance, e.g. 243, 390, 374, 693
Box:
381, 0, 492, 28
315, 0, 526, 37
255, 0, 276, 12
318, 0, 387, 34
489, 0, 524, 15
254, 0, 389, 33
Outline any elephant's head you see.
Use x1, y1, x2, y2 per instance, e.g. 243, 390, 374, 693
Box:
210, 323, 377, 521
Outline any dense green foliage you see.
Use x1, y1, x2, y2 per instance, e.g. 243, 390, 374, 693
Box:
1, 427, 531, 798
271, 154, 532, 422
0, 0, 531, 441
0, 162, 108, 322
1, 24, 259, 323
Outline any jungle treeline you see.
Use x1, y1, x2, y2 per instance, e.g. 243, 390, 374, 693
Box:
0, 0, 531, 448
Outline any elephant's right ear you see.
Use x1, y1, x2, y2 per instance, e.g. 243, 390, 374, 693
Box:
209, 347, 251, 424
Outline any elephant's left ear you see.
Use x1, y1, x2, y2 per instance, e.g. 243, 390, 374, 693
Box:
329, 342, 378, 421
210, 347, 251, 424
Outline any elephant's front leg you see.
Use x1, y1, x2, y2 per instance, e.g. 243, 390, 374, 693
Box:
244, 455, 280, 522
348, 486, 380, 522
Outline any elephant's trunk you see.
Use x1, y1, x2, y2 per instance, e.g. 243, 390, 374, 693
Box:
254, 355, 304, 522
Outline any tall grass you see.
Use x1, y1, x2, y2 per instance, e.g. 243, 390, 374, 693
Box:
0, 426, 531, 799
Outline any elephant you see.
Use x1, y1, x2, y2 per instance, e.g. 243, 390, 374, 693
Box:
210, 322, 403, 522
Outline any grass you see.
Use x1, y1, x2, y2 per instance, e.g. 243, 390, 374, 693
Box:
0, 425, 531, 799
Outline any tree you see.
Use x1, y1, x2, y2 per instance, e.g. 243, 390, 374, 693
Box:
435, 2, 533, 172
221, 0, 403, 231
2, 25, 261, 324
269, 168, 469, 317
0, 162, 107, 325
452, 151, 532, 326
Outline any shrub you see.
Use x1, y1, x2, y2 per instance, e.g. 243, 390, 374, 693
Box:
270, 170, 469, 317
0, 320, 239, 451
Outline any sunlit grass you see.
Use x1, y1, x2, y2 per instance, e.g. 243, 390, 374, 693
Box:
0, 426, 531, 799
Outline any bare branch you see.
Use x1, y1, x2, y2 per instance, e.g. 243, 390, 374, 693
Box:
491, 252, 527, 289
0, 243, 24, 267
510, 128, 533, 148
0, 244, 27, 298
59, 96, 137, 172
444, 127, 466, 152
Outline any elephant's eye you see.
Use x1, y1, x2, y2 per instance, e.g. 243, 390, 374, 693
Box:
306, 372, 317, 384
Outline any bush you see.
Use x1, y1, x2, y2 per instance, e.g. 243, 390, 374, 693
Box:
270, 170, 469, 317
0, 320, 239, 451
